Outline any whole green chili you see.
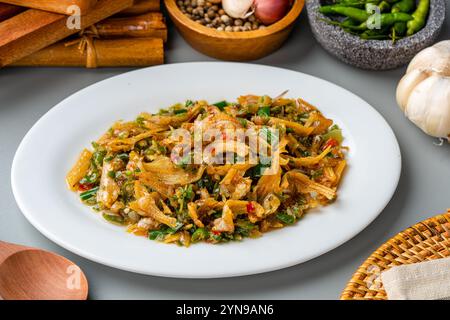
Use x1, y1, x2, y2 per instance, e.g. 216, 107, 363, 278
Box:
360, 30, 389, 40
319, 5, 370, 23
406, 0, 429, 36
391, 0, 415, 13
367, 12, 413, 28
320, 18, 367, 31
341, 18, 360, 28
334, 0, 379, 9
368, 1, 390, 13
393, 21, 407, 36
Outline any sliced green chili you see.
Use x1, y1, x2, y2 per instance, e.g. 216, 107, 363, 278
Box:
174, 108, 188, 115
257, 106, 271, 117
80, 186, 99, 201
276, 212, 296, 225
213, 101, 228, 110
148, 230, 167, 241
102, 213, 125, 225
191, 228, 209, 242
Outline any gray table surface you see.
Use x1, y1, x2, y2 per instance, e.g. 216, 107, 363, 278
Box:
1, 9, 449, 300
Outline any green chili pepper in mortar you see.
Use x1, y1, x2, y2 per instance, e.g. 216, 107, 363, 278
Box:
319, 5, 370, 23
361, 32, 389, 40
362, 25, 391, 38
367, 12, 413, 28
341, 18, 360, 28
391, 0, 415, 13
368, 1, 390, 13
336, 0, 381, 8
322, 18, 368, 31
393, 21, 407, 36
390, 21, 407, 43
406, 0, 429, 36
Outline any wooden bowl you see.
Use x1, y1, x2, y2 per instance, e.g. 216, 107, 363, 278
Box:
164, 0, 304, 61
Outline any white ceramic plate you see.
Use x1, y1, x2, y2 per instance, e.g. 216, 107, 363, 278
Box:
11, 62, 401, 278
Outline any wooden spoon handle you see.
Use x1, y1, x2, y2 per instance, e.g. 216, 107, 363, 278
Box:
0, 241, 29, 265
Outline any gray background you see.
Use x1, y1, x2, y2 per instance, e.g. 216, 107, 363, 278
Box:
0, 8, 449, 300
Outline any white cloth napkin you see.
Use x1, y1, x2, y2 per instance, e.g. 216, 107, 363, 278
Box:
381, 257, 450, 300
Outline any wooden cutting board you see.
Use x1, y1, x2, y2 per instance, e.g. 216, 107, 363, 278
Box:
0, 0, 133, 67
0, 0, 98, 15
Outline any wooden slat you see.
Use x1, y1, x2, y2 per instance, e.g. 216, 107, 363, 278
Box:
0, 3, 24, 22
118, 0, 160, 16
12, 38, 164, 67
0, 0, 134, 67
95, 12, 167, 41
0, 0, 97, 15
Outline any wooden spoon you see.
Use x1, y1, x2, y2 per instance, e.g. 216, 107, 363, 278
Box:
0, 241, 88, 300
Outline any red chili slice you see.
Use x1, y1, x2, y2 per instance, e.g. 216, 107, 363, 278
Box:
246, 202, 256, 213
323, 138, 339, 150
78, 183, 92, 191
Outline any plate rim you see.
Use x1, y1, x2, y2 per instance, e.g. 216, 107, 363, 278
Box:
11, 62, 402, 278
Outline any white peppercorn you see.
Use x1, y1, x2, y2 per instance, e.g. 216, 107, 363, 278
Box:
220, 14, 231, 25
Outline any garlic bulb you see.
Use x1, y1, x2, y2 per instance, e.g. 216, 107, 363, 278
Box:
396, 40, 450, 141
222, 0, 254, 19
407, 41, 450, 74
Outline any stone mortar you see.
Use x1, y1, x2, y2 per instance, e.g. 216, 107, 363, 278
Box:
306, 0, 446, 70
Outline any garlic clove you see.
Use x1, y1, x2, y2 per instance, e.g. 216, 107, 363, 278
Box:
407, 40, 450, 75
222, 0, 254, 19
396, 69, 430, 111
405, 75, 450, 139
